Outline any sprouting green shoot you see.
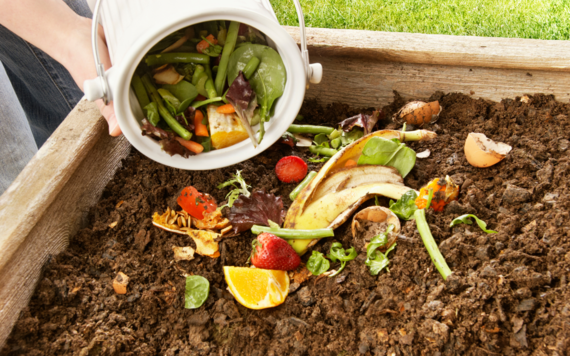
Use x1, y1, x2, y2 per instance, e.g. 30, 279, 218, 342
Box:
217, 170, 251, 209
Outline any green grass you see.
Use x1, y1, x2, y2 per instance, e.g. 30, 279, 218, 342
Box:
269, 0, 570, 40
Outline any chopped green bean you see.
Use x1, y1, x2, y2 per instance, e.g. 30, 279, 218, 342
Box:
191, 65, 205, 86
141, 74, 192, 140
214, 21, 240, 95
309, 146, 338, 157
251, 225, 334, 239
145, 53, 210, 67
131, 74, 150, 109
243, 56, 260, 80
205, 78, 217, 99
290, 171, 317, 201
288, 124, 335, 135
191, 97, 223, 109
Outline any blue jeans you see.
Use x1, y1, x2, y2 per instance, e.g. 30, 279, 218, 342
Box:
0, 0, 91, 195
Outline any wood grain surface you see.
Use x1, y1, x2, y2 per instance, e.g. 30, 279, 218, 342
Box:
0, 100, 131, 348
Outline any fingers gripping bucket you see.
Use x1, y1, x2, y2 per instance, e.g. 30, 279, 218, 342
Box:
84, 0, 322, 170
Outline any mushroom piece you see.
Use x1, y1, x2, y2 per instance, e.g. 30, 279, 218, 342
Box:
351, 206, 400, 252
153, 65, 184, 85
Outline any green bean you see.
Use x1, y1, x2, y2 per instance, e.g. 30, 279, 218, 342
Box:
222, 88, 229, 104
309, 145, 338, 157
145, 53, 210, 67
205, 78, 217, 99
141, 74, 192, 140
243, 56, 260, 80
288, 124, 335, 135
204, 62, 214, 81
191, 65, 205, 85
290, 171, 317, 201
214, 21, 240, 95
131, 74, 150, 109
191, 97, 223, 109
251, 225, 334, 239
196, 75, 208, 97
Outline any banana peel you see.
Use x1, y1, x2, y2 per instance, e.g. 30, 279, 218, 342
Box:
284, 129, 435, 255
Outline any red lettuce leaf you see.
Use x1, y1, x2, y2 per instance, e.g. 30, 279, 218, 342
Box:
175, 106, 195, 132
226, 71, 254, 112
339, 110, 385, 135
141, 118, 192, 158
228, 190, 285, 233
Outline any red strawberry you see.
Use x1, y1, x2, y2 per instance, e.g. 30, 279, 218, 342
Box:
251, 233, 301, 271
275, 156, 307, 183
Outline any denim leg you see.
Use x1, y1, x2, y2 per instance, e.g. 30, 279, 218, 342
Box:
0, 0, 92, 194
0, 62, 37, 195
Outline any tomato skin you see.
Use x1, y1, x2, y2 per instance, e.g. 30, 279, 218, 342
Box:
177, 186, 217, 219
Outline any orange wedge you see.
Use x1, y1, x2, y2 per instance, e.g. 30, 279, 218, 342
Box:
223, 267, 289, 310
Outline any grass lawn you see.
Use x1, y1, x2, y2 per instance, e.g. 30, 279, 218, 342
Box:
269, 0, 570, 40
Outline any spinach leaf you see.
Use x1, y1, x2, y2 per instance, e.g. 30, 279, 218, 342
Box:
389, 190, 418, 220
185, 275, 209, 309
144, 102, 160, 126
162, 80, 198, 113
227, 44, 286, 124
307, 251, 330, 276
158, 88, 182, 115
450, 214, 498, 234
327, 242, 357, 277
357, 137, 416, 178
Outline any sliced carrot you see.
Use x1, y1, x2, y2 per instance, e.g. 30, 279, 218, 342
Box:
196, 34, 217, 54
345, 159, 358, 167
175, 137, 204, 154
194, 110, 209, 137
216, 103, 236, 114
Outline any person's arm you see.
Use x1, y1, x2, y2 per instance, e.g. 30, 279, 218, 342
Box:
0, 0, 121, 136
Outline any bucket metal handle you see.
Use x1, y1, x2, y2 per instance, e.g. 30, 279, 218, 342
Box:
89, 0, 318, 104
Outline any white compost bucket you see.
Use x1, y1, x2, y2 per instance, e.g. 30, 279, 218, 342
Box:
84, 0, 322, 170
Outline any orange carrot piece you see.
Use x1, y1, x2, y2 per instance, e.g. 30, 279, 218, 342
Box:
216, 103, 236, 114
345, 159, 358, 167
196, 34, 217, 54
194, 110, 209, 137
175, 137, 204, 154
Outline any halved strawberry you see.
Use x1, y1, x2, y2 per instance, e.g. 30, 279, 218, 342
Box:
275, 156, 307, 183
251, 233, 300, 271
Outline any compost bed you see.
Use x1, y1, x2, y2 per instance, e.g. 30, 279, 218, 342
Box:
3, 92, 570, 355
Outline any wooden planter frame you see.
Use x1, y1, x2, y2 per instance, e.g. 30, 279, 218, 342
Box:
1, 27, 569, 347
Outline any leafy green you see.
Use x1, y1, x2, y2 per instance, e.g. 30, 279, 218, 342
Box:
389, 190, 418, 220
327, 242, 357, 277
307, 251, 330, 276
144, 102, 160, 126
227, 44, 286, 126
158, 88, 181, 115
313, 133, 329, 146
217, 170, 251, 209
450, 214, 498, 234
185, 275, 209, 309
357, 137, 416, 177
162, 80, 198, 113
365, 224, 397, 275
308, 156, 329, 163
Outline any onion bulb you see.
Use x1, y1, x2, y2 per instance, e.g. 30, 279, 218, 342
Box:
393, 101, 441, 126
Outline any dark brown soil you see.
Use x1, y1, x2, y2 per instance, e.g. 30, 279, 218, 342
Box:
3, 93, 570, 355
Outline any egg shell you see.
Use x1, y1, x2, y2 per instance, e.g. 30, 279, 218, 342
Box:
113, 272, 129, 294
464, 133, 512, 168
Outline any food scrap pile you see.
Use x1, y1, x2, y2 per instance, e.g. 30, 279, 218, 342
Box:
4, 93, 570, 355
133, 21, 286, 157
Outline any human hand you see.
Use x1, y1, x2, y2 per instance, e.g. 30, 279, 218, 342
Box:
62, 17, 122, 136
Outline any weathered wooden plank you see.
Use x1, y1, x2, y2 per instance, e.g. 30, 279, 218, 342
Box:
285, 27, 570, 72
303, 55, 570, 108
0, 101, 131, 348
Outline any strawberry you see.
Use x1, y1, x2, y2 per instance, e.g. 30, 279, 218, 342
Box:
251, 233, 301, 271
275, 156, 307, 183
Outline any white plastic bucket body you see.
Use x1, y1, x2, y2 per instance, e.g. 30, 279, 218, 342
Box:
86, 0, 313, 170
